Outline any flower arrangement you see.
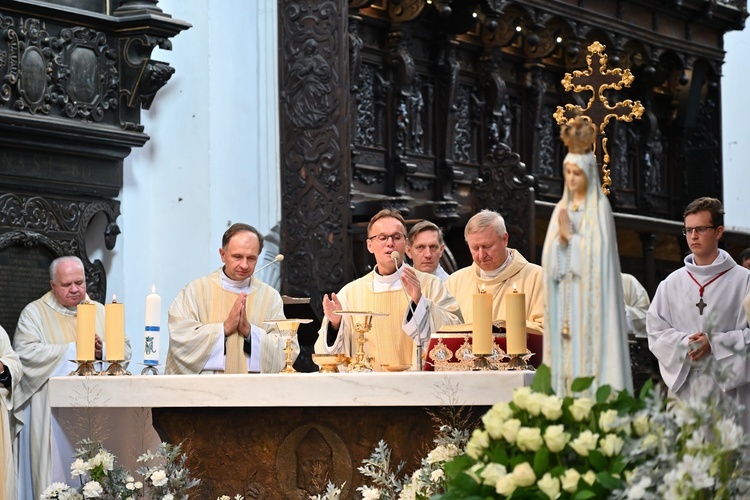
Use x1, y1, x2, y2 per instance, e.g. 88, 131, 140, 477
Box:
41, 440, 213, 500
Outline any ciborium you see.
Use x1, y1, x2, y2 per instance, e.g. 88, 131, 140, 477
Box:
264, 318, 312, 373
334, 310, 388, 372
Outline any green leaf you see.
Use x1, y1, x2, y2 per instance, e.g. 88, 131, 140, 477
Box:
443, 455, 474, 479
588, 449, 607, 471
610, 455, 627, 474
531, 364, 554, 395
572, 490, 597, 500
638, 378, 655, 401
595, 385, 612, 405
533, 446, 550, 478
596, 471, 623, 490
570, 376, 595, 393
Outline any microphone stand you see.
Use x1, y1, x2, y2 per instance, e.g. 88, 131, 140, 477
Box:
394, 257, 423, 371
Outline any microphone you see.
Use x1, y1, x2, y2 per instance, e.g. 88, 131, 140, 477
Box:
254, 254, 284, 275
390, 250, 400, 270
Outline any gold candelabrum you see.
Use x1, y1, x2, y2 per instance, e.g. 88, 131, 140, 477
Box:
264, 318, 312, 373
70, 360, 97, 376
334, 310, 388, 372
100, 360, 131, 376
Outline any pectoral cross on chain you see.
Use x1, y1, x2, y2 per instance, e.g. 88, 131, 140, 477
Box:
696, 298, 707, 315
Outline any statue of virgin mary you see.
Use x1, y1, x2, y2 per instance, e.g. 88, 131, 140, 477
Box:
541, 116, 633, 394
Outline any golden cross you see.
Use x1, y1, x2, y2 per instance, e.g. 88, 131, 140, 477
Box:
553, 41, 645, 194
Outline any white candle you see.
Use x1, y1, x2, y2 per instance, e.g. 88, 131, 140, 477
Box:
144, 285, 161, 365
472, 285, 493, 355
105, 294, 125, 361
76, 296, 96, 361
506, 283, 527, 355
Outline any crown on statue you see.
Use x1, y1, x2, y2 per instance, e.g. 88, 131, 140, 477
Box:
560, 115, 597, 154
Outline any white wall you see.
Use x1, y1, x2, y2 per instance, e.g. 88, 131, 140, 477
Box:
722, 24, 750, 231
104, 0, 280, 368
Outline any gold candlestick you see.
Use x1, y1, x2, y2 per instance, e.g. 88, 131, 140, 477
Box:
264, 319, 312, 373
334, 311, 388, 372
70, 360, 97, 376
100, 361, 131, 376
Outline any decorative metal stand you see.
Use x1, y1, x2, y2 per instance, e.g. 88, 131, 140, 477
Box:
70, 360, 97, 376
100, 361, 132, 376
140, 364, 160, 375
471, 353, 498, 371
506, 352, 536, 371
335, 311, 388, 372
264, 318, 313, 373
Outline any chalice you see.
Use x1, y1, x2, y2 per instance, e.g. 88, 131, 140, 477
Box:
264, 318, 312, 373
334, 310, 388, 372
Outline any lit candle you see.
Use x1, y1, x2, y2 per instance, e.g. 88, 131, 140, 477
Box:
473, 285, 493, 355
506, 283, 527, 355
105, 295, 125, 361
144, 285, 161, 365
76, 295, 96, 361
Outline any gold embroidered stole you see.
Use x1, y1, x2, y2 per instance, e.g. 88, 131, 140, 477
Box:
366, 289, 413, 370
210, 282, 248, 374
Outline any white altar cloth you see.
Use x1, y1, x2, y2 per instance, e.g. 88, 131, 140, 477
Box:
49, 371, 535, 408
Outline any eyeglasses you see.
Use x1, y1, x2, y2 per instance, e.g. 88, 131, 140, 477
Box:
682, 226, 717, 236
368, 233, 406, 243
412, 244, 441, 253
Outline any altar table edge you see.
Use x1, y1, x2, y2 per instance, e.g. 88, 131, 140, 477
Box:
48, 371, 535, 408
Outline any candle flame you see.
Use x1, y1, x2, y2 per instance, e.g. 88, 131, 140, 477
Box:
84, 293, 91, 304
112, 294, 117, 303
513, 282, 518, 293
480, 284, 486, 293
151, 284, 156, 294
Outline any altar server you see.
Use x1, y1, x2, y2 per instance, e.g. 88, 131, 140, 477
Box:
1, 326, 21, 500
445, 210, 544, 332
316, 209, 461, 370
648, 197, 750, 432
167, 223, 297, 374
13, 256, 132, 499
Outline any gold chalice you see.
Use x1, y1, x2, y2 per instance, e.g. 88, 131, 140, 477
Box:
334, 310, 388, 372
264, 318, 312, 373
312, 353, 350, 373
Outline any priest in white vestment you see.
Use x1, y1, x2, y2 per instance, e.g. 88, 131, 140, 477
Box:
167, 223, 298, 374
445, 210, 544, 332
648, 197, 750, 432
316, 210, 461, 371
406, 220, 450, 281
1, 326, 21, 500
13, 256, 132, 500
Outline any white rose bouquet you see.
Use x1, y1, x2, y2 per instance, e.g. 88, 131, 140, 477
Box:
436, 365, 645, 499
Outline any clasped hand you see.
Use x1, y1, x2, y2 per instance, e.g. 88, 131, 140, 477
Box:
224, 293, 251, 337
688, 332, 710, 361
558, 208, 571, 245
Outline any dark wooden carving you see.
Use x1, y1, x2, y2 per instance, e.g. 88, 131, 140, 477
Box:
0, 2, 188, 339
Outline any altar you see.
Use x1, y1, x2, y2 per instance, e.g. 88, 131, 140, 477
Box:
49, 371, 533, 498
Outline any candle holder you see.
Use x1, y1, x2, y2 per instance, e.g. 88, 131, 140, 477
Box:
506, 352, 535, 371
471, 353, 498, 371
334, 311, 388, 372
139, 363, 161, 375
264, 319, 312, 373
100, 361, 132, 376
70, 360, 97, 376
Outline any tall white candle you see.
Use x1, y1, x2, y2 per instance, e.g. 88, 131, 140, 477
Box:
144, 284, 161, 365
105, 294, 125, 361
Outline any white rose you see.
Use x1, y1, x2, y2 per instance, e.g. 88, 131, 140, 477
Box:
430, 469, 444, 482
582, 470, 597, 486
126, 483, 135, 491
134, 482, 143, 489
544, 424, 570, 453
466, 463, 483, 484
569, 430, 599, 457
482, 409, 506, 440
525, 393, 544, 416
163, 495, 174, 500
570, 398, 595, 421
360, 486, 380, 500
537, 472, 561, 499
541, 395, 563, 421
716, 418, 743, 452
489, 401, 514, 421
480, 463, 508, 486
598, 409, 619, 433
516, 427, 544, 452
495, 474, 517, 497
466, 429, 490, 459
513, 386, 533, 410
599, 433, 625, 457
512, 462, 536, 487
500, 418, 522, 443
150, 469, 168, 487
426, 443, 459, 464
560, 468, 581, 493
70, 458, 88, 478
82, 481, 103, 498
640, 433, 659, 451
633, 414, 650, 436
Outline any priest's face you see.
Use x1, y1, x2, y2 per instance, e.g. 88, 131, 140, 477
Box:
466, 226, 509, 272
684, 210, 723, 265
406, 229, 444, 274
51, 260, 86, 308
366, 216, 407, 275
220, 230, 261, 281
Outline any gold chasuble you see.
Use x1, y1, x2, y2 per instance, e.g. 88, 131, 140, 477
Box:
167, 269, 296, 374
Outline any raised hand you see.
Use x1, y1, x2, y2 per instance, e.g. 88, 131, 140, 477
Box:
400, 266, 422, 305
322, 292, 342, 329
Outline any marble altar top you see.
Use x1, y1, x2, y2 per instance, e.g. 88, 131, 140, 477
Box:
48, 371, 535, 408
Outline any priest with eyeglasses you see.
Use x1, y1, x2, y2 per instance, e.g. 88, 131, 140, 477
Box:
315, 209, 462, 371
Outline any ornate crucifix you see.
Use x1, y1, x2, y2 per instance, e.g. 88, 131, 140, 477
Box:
553, 41, 645, 194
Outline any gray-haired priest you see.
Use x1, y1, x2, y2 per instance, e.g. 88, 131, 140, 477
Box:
167, 223, 298, 374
